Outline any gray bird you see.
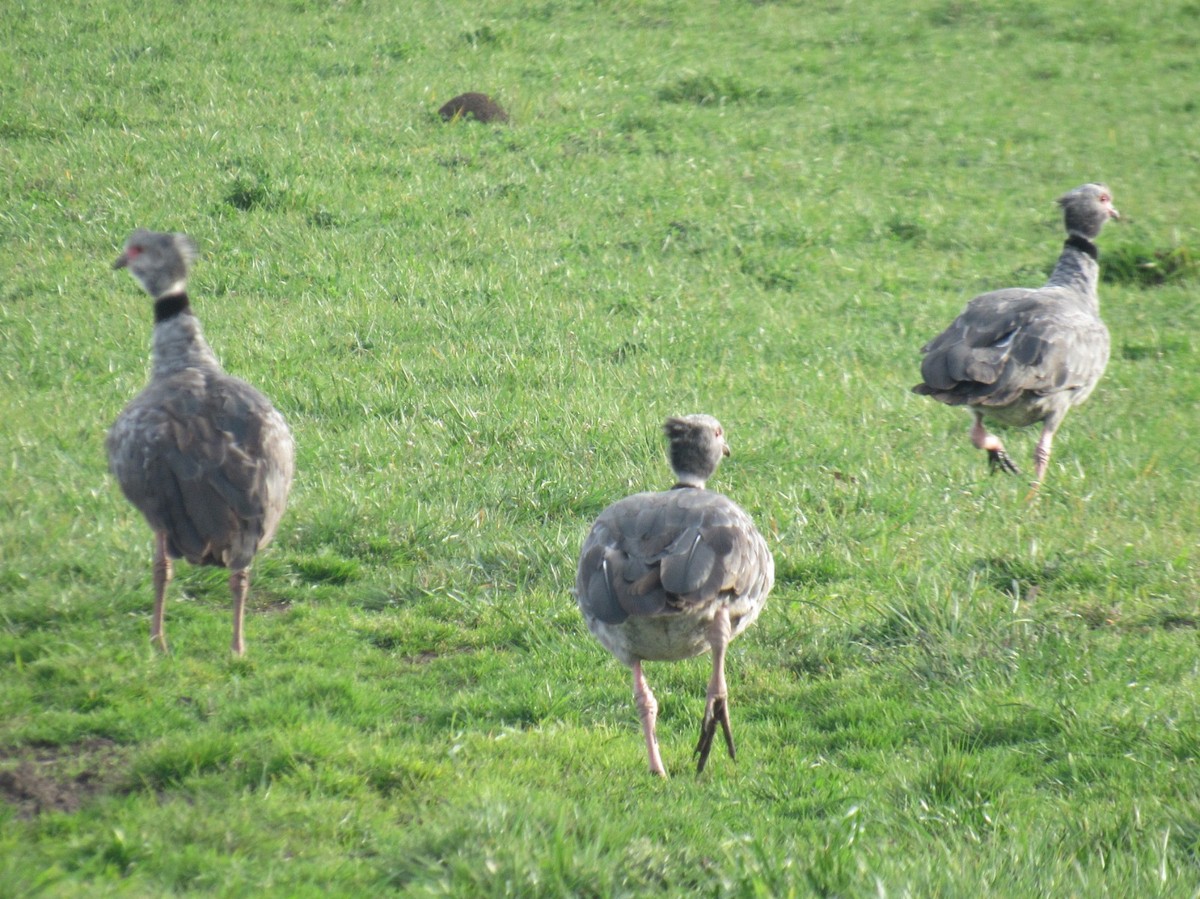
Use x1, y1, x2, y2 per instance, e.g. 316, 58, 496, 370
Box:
913, 184, 1119, 490
107, 230, 294, 655
575, 415, 774, 776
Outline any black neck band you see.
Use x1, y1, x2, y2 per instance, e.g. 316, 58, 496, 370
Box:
670, 483, 699, 490
154, 293, 190, 323
1065, 234, 1098, 261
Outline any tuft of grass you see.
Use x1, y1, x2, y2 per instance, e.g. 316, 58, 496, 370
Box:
1102, 243, 1198, 287
656, 73, 770, 106
294, 553, 361, 586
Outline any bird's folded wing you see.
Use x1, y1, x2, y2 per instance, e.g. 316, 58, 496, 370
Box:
576, 492, 766, 624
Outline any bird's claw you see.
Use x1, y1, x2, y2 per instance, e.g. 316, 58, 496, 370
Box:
987, 449, 1020, 476
695, 697, 736, 774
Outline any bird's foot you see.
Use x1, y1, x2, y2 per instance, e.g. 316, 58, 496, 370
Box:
151, 631, 169, 654
645, 731, 667, 777
987, 449, 1020, 475
695, 696, 736, 774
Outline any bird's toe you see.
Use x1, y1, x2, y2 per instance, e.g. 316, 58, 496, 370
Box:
987, 449, 1020, 476
695, 697, 736, 774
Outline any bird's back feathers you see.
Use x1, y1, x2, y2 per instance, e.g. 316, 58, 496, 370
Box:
108, 367, 294, 569
576, 487, 773, 664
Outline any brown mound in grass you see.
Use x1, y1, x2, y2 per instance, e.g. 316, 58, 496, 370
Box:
438, 92, 509, 124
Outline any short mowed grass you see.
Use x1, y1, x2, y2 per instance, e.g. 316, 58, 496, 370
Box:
2, 0, 1200, 894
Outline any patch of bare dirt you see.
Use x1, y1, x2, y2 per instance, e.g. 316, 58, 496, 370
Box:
399, 646, 477, 665
0, 738, 128, 819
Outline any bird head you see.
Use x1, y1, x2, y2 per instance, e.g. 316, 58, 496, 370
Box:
114, 229, 199, 299
663, 414, 730, 488
1057, 184, 1119, 240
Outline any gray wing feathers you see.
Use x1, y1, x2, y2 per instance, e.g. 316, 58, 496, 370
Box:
659, 530, 713, 596
917, 287, 1110, 405
582, 555, 626, 625
108, 369, 294, 569
576, 491, 771, 626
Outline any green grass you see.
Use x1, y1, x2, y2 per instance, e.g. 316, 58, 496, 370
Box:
3, 0, 1200, 894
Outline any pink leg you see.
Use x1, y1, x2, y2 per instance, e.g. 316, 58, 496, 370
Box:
970, 412, 1018, 475
695, 607, 736, 773
151, 532, 172, 652
632, 661, 666, 776
230, 569, 249, 656
1032, 424, 1055, 486
1024, 421, 1059, 501
1029, 408, 1070, 494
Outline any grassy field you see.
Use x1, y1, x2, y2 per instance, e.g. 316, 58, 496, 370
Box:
2, 0, 1200, 894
